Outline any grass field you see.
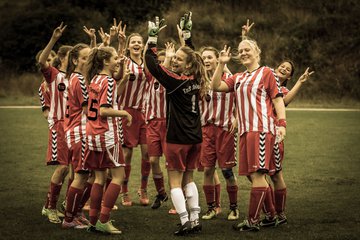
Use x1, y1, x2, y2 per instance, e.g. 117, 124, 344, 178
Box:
0, 108, 359, 240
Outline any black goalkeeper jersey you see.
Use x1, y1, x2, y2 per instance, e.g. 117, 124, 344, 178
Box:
145, 43, 202, 144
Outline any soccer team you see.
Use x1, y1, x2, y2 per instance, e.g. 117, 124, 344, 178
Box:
37, 13, 313, 235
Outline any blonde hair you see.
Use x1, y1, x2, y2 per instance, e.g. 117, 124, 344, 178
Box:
238, 39, 261, 63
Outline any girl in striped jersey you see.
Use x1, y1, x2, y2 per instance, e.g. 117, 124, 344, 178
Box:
262, 60, 314, 226
212, 40, 286, 232
199, 47, 239, 221
117, 33, 151, 206
144, 50, 170, 209
84, 46, 132, 234
38, 23, 72, 224
62, 43, 93, 229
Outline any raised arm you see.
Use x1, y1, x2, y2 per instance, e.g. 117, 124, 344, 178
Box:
284, 67, 314, 105
212, 45, 231, 92
241, 19, 254, 40
98, 27, 110, 47
38, 22, 67, 69
163, 42, 175, 68
83, 26, 97, 48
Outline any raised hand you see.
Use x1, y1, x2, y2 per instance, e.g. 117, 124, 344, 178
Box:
242, 19, 254, 39
117, 20, 127, 45
165, 42, 175, 59
52, 22, 67, 40
98, 27, 110, 47
83, 26, 96, 39
110, 18, 119, 39
148, 16, 167, 37
179, 11, 192, 40
298, 67, 315, 83
219, 45, 231, 64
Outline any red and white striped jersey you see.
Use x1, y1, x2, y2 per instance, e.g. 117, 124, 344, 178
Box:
38, 81, 50, 112
64, 72, 89, 149
41, 66, 68, 128
145, 75, 167, 121
86, 74, 119, 151
200, 73, 236, 130
118, 58, 149, 111
224, 66, 282, 136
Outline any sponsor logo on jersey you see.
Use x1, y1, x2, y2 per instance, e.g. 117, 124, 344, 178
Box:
154, 81, 160, 90
58, 83, 66, 91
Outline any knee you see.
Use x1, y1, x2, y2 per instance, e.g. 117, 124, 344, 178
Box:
221, 168, 235, 181
204, 168, 214, 178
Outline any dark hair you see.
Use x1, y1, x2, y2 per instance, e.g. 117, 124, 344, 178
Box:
179, 46, 210, 98
277, 59, 295, 87
85, 46, 116, 81
52, 45, 72, 70
125, 33, 143, 57
66, 43, 89, 79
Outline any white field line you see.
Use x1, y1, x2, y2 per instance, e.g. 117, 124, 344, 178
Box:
0, 106, 359, 111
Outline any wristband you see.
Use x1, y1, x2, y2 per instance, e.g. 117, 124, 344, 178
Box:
147, 36, 158, 45
278, 119, 287, 128
182, 31, 191, 40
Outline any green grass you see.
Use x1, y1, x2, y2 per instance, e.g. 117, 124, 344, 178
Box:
0, 109, 360, 240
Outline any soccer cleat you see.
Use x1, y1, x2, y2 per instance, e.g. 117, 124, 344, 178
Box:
47, 209, 61, 224
190, 219, 202, 233
57, 210, 65, 218
62, 219, 88, 229
259, 216, 278, 227
227, 208, 240, 221
174, 221, 192, 236
60, 200, 66, 214
151, 193, 168, 209
233, 219, 260, 232
202, 208, 216, 220
121, 193, 133, 206
42, 206, 64, 218
87, 224, 102, 233
277, 216, 288, 225
168, 208, 177, 215
95, 220, 122, 234
138, 189, 150, 206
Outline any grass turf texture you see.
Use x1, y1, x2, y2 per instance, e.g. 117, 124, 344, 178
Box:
0, 109, 359, 240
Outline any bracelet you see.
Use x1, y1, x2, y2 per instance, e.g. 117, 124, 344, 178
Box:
278, 119, 287, 128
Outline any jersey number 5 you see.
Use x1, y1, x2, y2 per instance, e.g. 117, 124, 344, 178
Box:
87, 99, 98, 121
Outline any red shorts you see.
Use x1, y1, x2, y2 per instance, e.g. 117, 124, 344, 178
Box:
121, 108, 147, 148
200, 124, 237, 169
83, 143, 125, 170
238, 132, 275, 175
165, 143, 201, 172
146, 119, 167, 157
269, 141, 285, 175
68, 138, 89, 173
46, 121, 68, 166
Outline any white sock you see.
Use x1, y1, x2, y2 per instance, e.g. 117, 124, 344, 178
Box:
170, 188, 188, 225
184, 182, 200, 221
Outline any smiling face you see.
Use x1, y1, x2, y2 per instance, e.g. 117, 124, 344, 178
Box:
238, 41, 259, 67
276, 61, 293, 81
171, 49, 189, 74
103, 48, 120, 75
127, 35, 143, 57
201, 50, 218, 72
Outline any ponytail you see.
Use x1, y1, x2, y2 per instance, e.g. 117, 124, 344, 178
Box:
65, 43, 89, 79
85, 46, 115, 82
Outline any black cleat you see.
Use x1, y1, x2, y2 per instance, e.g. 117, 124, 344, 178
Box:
151, 193, 168, 209
174, 221, 192, 236
259, 216, 278, 227
233, 220, 260, 232
190, 219, 202, 233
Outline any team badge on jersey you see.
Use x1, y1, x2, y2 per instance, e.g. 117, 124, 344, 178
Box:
154, 81, 160, 90
235, 82, 240, 90
205, 93, 211, 102
58, 82, 66, 91
129, 73, 136, 81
